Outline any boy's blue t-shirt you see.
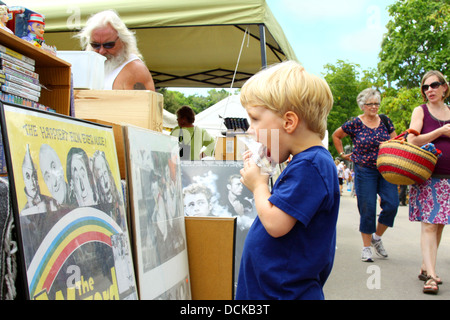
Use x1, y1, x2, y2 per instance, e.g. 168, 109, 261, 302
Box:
236, 146, 340, 300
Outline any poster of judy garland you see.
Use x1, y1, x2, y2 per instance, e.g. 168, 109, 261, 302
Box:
0, 104, 138, 300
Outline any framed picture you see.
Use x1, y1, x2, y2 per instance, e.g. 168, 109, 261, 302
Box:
123, 125, 190, 300
180, 160, 256, 288
0, 103, 137, 300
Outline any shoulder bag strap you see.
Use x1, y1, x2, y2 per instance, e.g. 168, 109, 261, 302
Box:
379, 114, 389, 131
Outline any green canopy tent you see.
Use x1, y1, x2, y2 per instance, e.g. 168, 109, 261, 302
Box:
6, 0, 297, 88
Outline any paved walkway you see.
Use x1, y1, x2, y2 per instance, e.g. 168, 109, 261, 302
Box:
323, 186, 450, 300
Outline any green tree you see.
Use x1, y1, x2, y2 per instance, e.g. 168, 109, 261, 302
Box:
186, 89, 232, 113
159, 88, 236, 114
360, 68, 386, 91
324, 60, 381, 157
380, 87, 422, 134
379, 0, 449, 88
158, 88, 190, 114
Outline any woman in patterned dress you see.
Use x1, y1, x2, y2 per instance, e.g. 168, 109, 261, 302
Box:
332, 88, 399, 263
407, 70, 450, 295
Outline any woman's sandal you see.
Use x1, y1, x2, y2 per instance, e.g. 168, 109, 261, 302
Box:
419, 270, 442, 284
423, 277, 439, 295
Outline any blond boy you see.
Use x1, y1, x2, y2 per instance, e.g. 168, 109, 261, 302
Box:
236, 61, 339, 300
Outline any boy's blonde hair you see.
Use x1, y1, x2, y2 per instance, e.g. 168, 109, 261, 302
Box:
240, 60, 333, 140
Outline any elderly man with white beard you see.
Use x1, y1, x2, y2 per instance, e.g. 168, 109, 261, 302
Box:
76, 10, 155, 91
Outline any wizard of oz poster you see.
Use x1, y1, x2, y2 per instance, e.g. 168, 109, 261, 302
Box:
0, 104, 137, 300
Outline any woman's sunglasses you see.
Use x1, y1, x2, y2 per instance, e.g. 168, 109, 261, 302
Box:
422, 81, 443, 92
90, 37, 119, 50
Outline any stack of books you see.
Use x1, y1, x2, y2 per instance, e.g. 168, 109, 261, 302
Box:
0, 43, 57, 175
0, 43, 53, 112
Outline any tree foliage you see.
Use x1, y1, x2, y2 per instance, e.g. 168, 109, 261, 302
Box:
159, 88, 234, 114
379, 87, 423, 134
378, 0, 449, 88
325, 0, 449, 157
324, 60, 385, 157
159, 88, 190, 114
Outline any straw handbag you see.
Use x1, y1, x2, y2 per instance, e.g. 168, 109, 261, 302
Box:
377, 129, 438, 185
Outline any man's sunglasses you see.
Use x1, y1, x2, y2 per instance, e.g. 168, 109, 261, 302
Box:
90, 37, 119, 50
422, 81, 443, 92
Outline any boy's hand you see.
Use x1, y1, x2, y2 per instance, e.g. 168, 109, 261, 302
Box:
240, 151, 270, 193
240, 151, 296, 238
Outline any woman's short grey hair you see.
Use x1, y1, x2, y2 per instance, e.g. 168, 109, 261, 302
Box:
357, 88, 381, 110
75, 9, 143, 60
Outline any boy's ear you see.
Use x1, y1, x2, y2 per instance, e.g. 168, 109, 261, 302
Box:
283, 111, 299, 133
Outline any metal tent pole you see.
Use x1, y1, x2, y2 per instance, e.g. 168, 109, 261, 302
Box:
259, 24, 267, 69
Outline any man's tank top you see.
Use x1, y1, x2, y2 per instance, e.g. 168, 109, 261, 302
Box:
420, 104, 450, 176
103, 54, 140, 90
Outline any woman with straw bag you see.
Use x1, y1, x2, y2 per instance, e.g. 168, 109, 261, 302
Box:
407, 70, 450, 295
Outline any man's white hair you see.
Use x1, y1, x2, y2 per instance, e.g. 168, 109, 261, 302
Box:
75, 9, 143, 60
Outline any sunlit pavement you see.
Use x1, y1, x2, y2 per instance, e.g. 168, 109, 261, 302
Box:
323, 186, 450, 300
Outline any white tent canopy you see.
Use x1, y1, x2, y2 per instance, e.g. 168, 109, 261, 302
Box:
195, 94, 329, 149
163, 109, 178, 129
194, 94, 249, 138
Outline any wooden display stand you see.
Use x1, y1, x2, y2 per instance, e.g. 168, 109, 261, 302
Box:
74, 89, 164, 132
0, 28, 71, 115
185, 216, 236, 300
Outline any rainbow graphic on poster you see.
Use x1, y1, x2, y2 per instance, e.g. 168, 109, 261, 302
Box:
26, 207, 123, 299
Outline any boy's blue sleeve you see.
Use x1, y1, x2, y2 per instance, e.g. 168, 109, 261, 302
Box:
268, 161, 326, 227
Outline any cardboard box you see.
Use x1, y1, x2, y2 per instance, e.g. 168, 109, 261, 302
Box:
74, 90, 163, 132
214, 135, 247, 160
185, 216, 236, 300
214, 136, 235, 161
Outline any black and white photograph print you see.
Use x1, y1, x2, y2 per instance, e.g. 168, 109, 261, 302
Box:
180, 160, 257, 288
123, 125, 190, 300
181, 160, 256, 224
